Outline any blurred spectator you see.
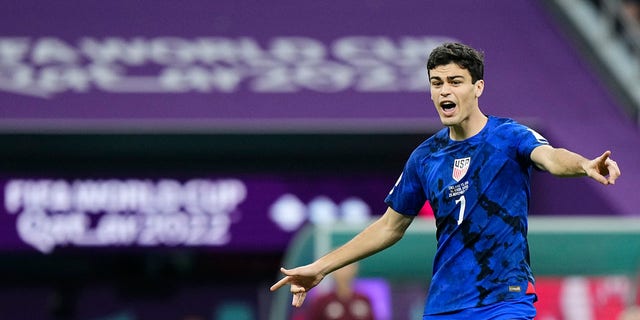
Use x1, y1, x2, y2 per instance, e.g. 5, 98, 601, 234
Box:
619, 306, 640, 320
622, 0, 640, 23
307, 263, 374, 320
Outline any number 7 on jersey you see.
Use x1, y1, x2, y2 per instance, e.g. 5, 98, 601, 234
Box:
455, 195, 466, 225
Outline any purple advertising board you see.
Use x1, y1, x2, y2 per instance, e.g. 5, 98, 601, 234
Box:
0, 0, 621, 131
0, 0, 460, 132
0, 173, 394, 253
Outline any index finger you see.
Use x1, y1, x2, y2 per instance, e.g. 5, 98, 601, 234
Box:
607, 160, 621, 184
270, 275, 292, 292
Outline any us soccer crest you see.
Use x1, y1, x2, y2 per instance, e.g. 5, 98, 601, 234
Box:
452, 157, 471, 182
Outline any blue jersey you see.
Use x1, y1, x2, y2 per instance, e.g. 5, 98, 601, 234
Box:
385, 116, 548, 315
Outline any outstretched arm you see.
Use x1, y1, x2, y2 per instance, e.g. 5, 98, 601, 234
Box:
270, 207, 414, 307
530, 145, 621, 185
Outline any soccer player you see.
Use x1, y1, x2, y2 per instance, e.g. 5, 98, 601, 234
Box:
270, 42, 621, 319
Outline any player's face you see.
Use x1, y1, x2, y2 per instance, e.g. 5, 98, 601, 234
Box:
429, 63, 484, 129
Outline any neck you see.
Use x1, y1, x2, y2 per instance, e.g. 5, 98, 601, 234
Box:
449, 111, 488, 141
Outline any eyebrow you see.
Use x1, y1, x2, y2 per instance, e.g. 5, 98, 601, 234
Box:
429, 75, 465, 81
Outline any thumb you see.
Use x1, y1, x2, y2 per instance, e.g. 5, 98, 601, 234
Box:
280, 267, 295, 276
597, 150, 611, 163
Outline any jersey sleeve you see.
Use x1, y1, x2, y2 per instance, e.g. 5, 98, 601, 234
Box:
515, 125, 550, 160
384, 150, 426, 216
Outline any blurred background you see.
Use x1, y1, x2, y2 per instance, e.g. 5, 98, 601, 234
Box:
0, 0, 639, 319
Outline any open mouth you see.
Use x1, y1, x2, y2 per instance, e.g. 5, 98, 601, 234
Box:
440, 101, 457, 112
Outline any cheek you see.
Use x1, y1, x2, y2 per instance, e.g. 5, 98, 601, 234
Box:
429, 90, 437, 101
462, 89, 476, 102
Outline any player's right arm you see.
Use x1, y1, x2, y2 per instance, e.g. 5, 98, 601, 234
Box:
530, 146, 620, 185
270, 207, 414, 307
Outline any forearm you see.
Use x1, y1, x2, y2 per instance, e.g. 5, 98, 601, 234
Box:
539, 147, 589, 177
532, 146, 620, 185
314, 209, 410, 276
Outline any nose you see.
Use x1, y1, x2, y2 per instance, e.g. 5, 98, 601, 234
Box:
440, 83, 451, 96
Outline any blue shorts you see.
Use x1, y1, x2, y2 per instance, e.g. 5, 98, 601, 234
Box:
423, 294, 537, 320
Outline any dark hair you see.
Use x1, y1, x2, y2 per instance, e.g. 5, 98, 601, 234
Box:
427, 42, 484, 83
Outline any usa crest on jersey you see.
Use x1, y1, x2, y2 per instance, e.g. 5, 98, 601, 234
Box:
452, 157, 471, 182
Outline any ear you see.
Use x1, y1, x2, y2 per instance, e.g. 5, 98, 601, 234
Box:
474, 79, 484, 98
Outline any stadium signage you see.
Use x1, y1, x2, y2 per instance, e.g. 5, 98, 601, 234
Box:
0, 36, 454, 97
5, 178, 246, 253
0, 176, 384, 253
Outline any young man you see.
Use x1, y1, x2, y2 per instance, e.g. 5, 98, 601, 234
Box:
270, 42, 621, 319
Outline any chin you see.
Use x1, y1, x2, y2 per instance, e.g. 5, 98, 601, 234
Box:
439, 117, 458, 127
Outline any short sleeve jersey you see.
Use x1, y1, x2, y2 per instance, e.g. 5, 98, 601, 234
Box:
384, 116, 549, 315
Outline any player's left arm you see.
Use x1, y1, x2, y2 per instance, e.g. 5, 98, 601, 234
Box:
530, 145, 621, 185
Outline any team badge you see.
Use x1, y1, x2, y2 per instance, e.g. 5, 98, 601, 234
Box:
452, 157, 471, 182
